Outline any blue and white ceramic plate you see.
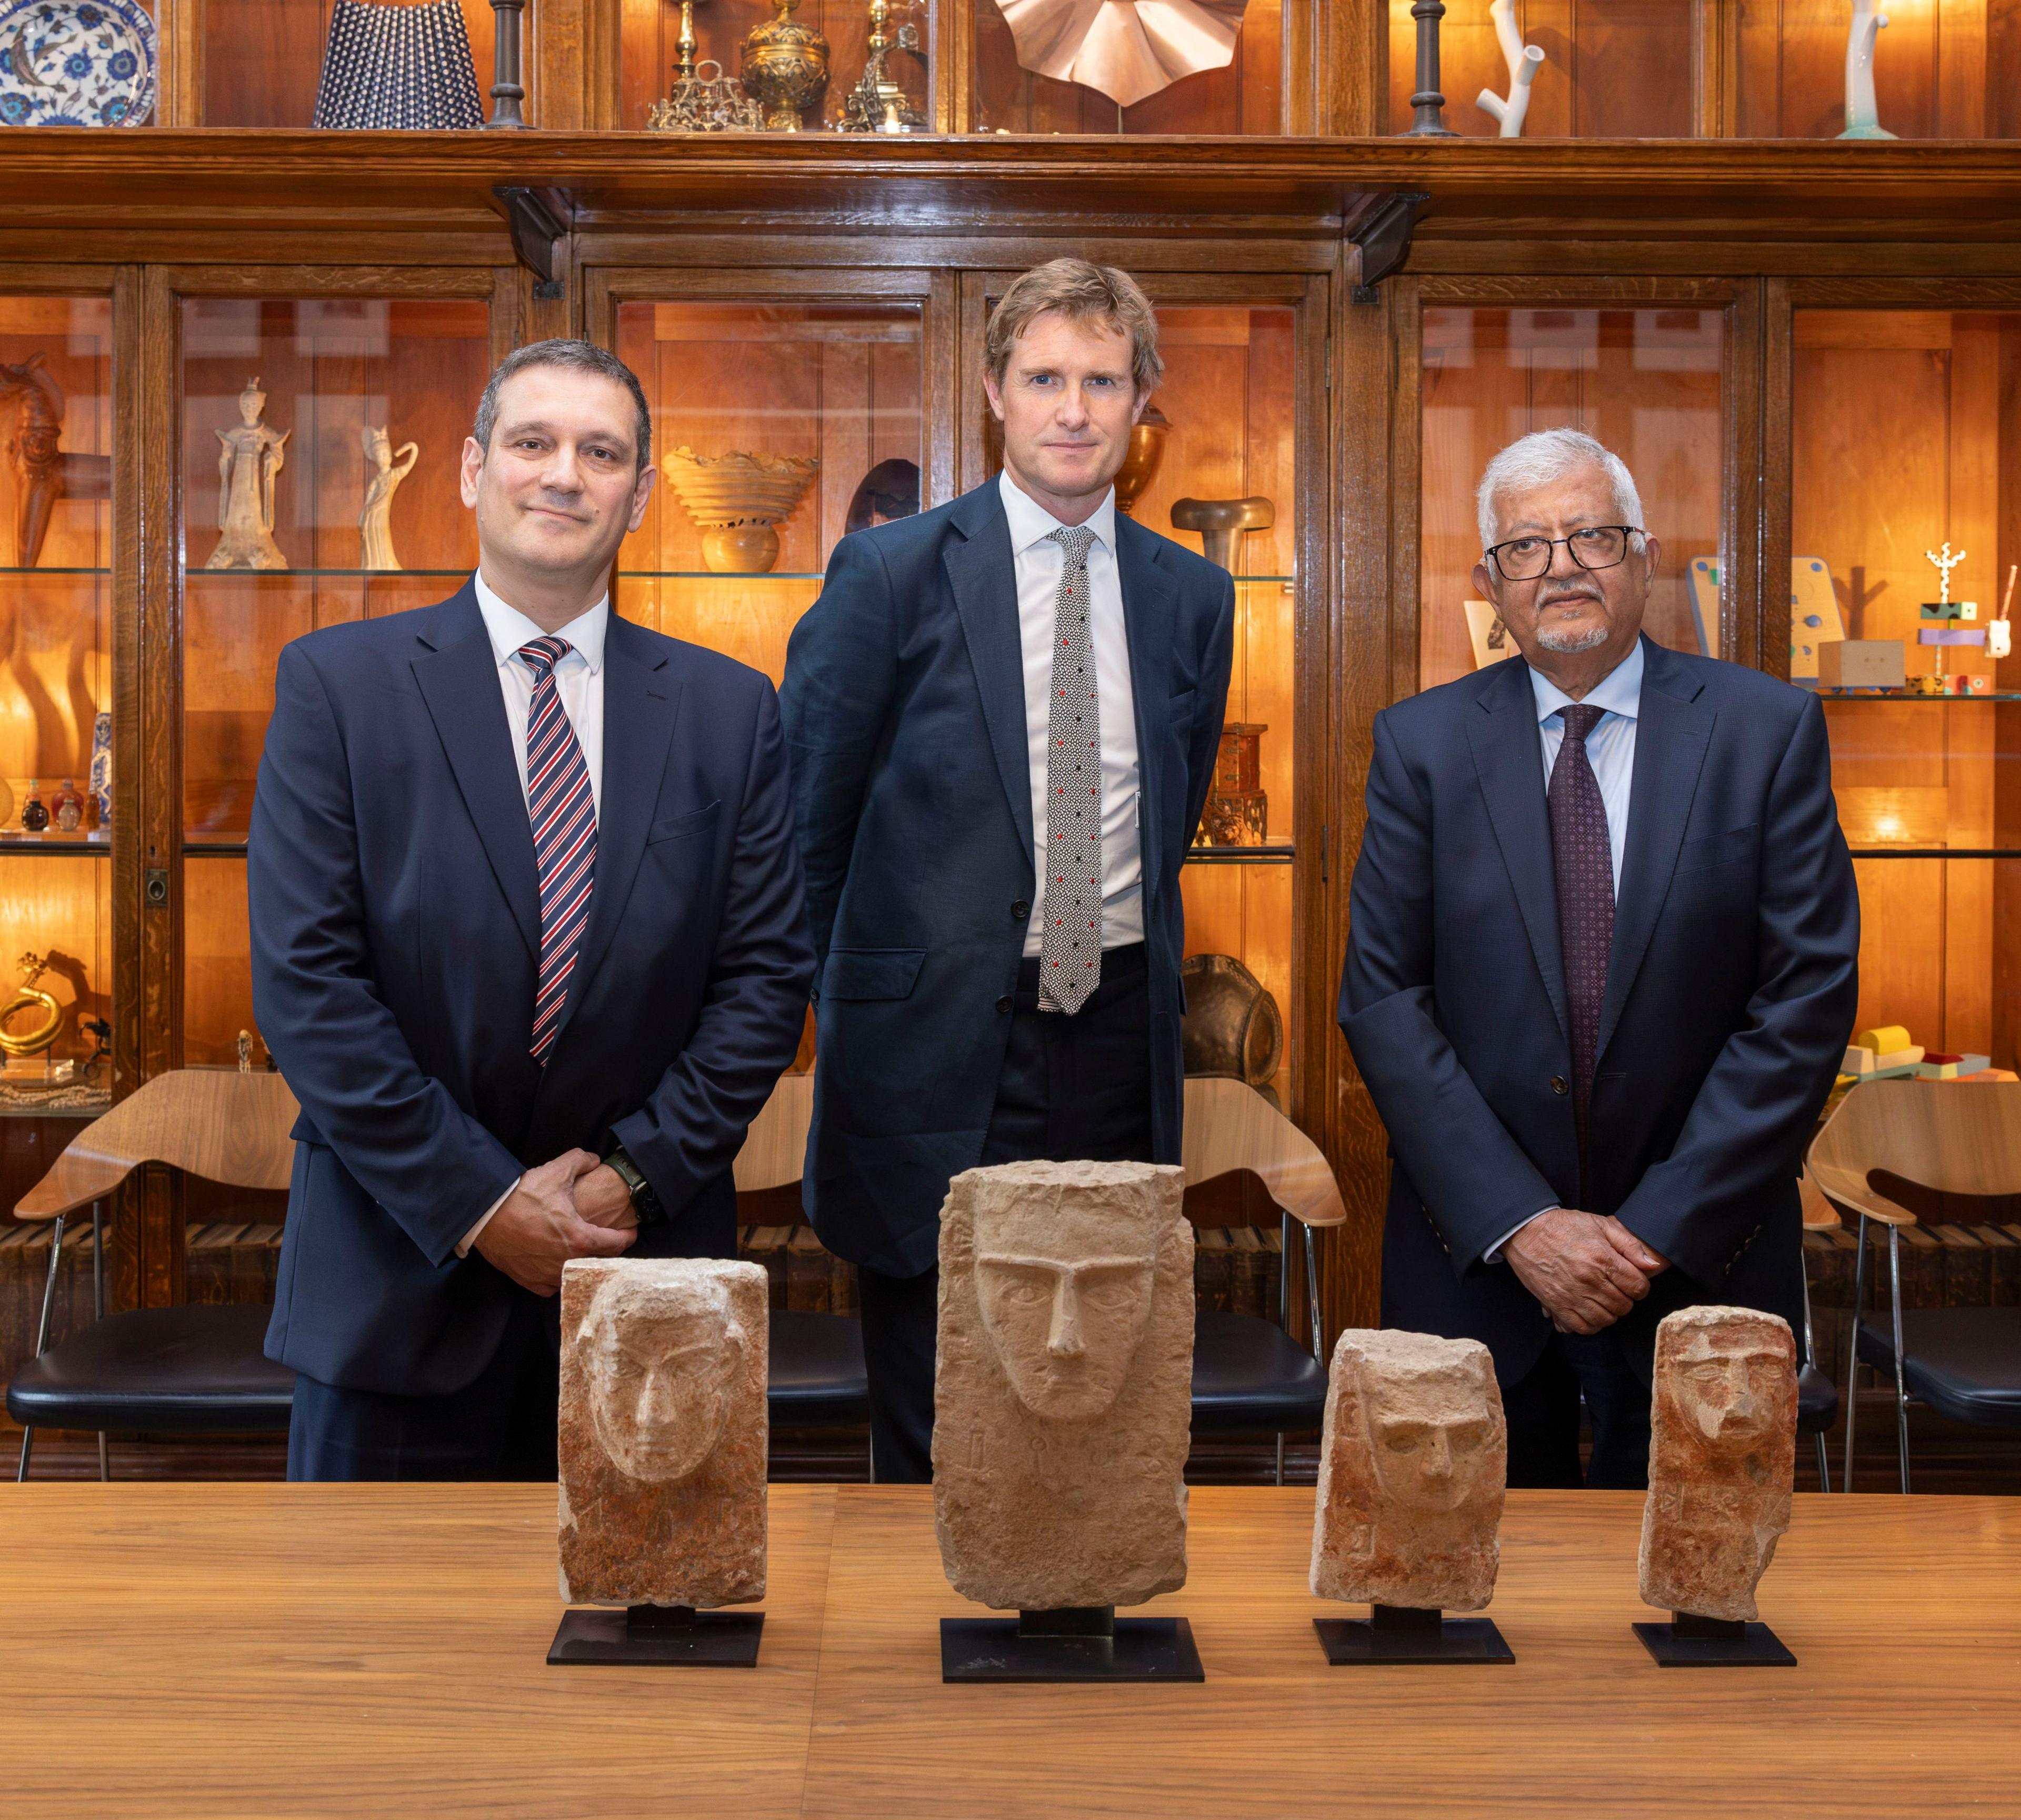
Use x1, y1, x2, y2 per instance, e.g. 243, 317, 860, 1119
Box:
0, 0, 156, 127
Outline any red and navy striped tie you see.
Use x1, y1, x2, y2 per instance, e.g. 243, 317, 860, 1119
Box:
520, 636, 596, 1065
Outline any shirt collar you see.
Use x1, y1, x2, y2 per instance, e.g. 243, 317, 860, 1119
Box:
474, 569, 608, 676
998, 469, 1117, 562
1529, 635, 1644, 729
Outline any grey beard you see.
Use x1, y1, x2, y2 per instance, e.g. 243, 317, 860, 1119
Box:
1535, 618, 1612, 654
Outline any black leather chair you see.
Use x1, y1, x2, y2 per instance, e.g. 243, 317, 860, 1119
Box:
1810, 1079, 2021, 1493
1180, 1079, 1343, 1482
1795, 1169, 1842, 1492
8, 1069, 299, 1480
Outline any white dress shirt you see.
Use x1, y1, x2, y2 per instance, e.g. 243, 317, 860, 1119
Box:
458, 572, 611, 1258
999, 471, 1144, 958
1488, 637, 1645, 1261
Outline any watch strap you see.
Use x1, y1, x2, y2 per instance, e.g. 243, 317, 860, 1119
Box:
604, 1146, 667, 1229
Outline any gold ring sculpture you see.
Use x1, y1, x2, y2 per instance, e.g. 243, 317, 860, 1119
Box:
0, 952, 64, 1058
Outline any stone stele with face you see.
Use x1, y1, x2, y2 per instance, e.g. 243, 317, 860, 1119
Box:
1309, 1329, 1507, 1612
933, 1158, 1193, 1611
1639, 1305, 1797, 1624
557, 1257, 767, 1609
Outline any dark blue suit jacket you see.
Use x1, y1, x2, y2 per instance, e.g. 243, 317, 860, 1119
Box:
251, 581, 814, 1397
779, 479, 1235, 1278
1340, 636, 1859, 1384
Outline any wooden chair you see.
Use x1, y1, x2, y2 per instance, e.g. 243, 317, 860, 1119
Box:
1807, 1079, 2021, 1493
1796, 1167, 1843, 1491
735, 1072, 871, 1437
7, 1069, 299, 1481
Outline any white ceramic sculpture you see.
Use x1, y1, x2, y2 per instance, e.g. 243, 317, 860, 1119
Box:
358, 424, 418, 572
1839, 0, 1893, 140
1475, 0, 1543, 138
205, 378, 289, 571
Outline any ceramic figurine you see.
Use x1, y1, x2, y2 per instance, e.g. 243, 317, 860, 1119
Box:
359, 425, 419, 571
205, 378, 290, 571
1839, 0, 1894, 139
87, 711, 110, 829
1475, 0, 1543, 137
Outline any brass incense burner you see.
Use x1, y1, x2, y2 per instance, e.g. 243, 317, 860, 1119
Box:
742, 0, 829, 131
0, 953, 64, 1058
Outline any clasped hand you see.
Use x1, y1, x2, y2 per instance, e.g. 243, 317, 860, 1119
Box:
1504, 1207, 1668, 1335
473, 1149, 640, 1296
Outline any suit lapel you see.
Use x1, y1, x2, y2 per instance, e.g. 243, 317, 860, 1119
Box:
1597, 637, 1714, 1064
1117, 515, 1179, 895
411, 583, 541, 964
1464, 657, 1568, 1044
944, 482, 1036, 869
548, 615, 681, 1047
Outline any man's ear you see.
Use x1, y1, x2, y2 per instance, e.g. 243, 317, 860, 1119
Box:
982, 370, 1006, 424
627, 464, 657, 534
1472, 560, 1498, 604
1638, 532, 1663, 581
458, 434, 485, 509
1130, 387, 1152, 426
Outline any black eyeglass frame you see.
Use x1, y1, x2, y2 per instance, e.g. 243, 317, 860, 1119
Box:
1484, 525, 1645, 583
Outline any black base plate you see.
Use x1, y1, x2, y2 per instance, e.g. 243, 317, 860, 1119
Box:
941, 1616, 1204, 1683
1634, 1619, 1795, 1667
1314, 1614, 1514, 1664
548, 1607, 765, 1666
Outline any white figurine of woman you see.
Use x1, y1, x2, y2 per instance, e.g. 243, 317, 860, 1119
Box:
205, 378, 290, 570
359, 425, 420, 572
1476, 0, 1545, 138
1839, 0, 1894, 139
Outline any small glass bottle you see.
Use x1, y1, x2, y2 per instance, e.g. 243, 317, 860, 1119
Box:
20, 781, 48, 834
53, 778, 82, 833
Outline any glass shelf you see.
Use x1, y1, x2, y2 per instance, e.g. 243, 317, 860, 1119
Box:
0, 836, 109, 856
1185, 844, 1295, 866
615, 571, 1299, 584
186, 841, 249, 856
0, 567, 109, 578
183, 568, 471, 580
1849, 849, 2021, 861
1814, 689, 2021, 702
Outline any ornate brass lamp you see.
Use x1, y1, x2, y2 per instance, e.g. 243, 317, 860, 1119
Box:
742, 0, 829, 132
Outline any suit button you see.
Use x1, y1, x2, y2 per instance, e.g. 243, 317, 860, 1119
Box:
996, 994, 1014, 1015
1011, 900, 1029, 921
1549, 1075, 1569, 1096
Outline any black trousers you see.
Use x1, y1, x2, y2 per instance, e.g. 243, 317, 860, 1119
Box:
287, 1285, 562, 1482
858, 942, 1156, 1484
1500, 1324, 1653, 1491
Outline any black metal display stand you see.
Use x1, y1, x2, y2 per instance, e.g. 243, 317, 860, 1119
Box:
941, 1604, 1205, 1683
548, 1603, 765, 1666
1314, 1603, 1515, 1664
1634, 1611, 1796, 1667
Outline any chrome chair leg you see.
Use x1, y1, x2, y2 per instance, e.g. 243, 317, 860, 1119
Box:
1814, 1433, 1832, 1495
1888, 1226, 1910, 1495
1799, 1255, 1830, 1492
92, 1203, 107, 1482
1844, 1213, 1869, 1493
15, 1212, 66, 1484
1275, 1433, 1284, 1487
1303, 1224, 1323, 1367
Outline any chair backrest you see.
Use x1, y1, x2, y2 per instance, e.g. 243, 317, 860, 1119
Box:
728, 1069, 1348, 1229
1808, 1078, 2021, 1225
16, 1068, 299, 1219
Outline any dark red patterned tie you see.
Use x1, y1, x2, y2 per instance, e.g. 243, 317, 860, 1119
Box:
520, 636, 596, 1065
1548, 703, 1613, 1191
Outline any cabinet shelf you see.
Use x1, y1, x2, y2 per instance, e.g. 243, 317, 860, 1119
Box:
1185, 844, 1294, 866
1816, 689, 2021, 703
0, 837, 110, 856
0, 567, 109, 578
183, 568, 471, 581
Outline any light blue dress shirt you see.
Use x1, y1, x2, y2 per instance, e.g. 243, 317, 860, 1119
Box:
1490, 637, 1645, 1258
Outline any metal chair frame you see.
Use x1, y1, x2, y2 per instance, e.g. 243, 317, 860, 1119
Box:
16, 1199, 107, 1482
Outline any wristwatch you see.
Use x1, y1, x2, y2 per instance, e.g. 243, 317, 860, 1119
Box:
603, 1145, 668, 1229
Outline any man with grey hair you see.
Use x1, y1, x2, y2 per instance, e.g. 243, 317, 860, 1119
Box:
251, 338, 813, 1479
1339, 426, 1857, 1488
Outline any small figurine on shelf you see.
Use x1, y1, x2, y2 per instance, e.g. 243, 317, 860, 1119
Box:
88, 710, 111, 831
0, 954, 63, 1060
1475, 0, 1544, 137
238, 1028, 254, 1074
359, 425, 419, 572
19, 781, 48, 834
1838, 0, 1895, 139
205, 378, 291, 572
51, 779, 83, 833
834, 0, 925, 133
1, 353, 112, 569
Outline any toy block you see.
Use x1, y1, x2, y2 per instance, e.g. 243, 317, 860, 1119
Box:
1789, 559, 1844, 683
1857, 1025, 1912, 1055
1843, 1044, 1876, 1075
1818, 640, 1905, 688
1943, 674, 1994, 695
1921, 601, 1965, 622
1959, 1069, 2021, 1083
1918, 626, 1987, 646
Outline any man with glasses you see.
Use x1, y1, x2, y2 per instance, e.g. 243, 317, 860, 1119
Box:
1339, 427, 1857, 1487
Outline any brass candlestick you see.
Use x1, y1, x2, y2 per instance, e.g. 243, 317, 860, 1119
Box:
676, 0, 699, 78
742, 0, 829, 132
836, 0, 926, 133
648, 0, 766, 132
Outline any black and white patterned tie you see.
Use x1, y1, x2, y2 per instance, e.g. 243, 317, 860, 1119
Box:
1039, 524, 1101, 1015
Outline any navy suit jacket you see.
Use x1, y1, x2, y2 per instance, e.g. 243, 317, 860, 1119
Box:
251, 581, 814, 1397
779, 479, 1235, 1278
1340, 636, 1859, 1385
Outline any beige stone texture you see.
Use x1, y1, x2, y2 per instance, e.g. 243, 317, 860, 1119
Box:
557, 1257, 768, 1609
1639, 1305, 1797, 1624
1309, 1328, 1507, 1612
933, 1159, 1194, 1611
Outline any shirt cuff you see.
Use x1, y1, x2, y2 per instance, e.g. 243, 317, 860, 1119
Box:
456, 1175, 521, 1259
1484, 1206, 1559, 1265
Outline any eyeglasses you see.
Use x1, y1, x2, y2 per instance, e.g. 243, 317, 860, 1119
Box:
1484, 525, 1642, 583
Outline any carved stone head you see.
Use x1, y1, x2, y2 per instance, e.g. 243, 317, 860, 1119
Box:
363, 423, 393, 471
1639, 1305, 1796, 1625
1310, 1329, 1507, 1613
557, 1258, 768, 1611
934, 1159, 1193, 1612
237, 377, 266, 427
578, 1269, 745, 1485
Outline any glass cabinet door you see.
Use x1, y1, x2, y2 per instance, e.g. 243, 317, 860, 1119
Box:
179, 294, 494, 1066
1793, 307, 2021, 1069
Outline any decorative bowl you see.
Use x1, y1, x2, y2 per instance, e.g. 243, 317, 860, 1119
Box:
664, 447, 819, 574
0, 0, 156, 126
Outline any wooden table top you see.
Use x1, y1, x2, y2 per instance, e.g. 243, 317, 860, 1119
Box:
4, 1483, 2017, 1818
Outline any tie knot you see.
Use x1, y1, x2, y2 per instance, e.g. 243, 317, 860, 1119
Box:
518, 636, 572, 681
1559, 703, 1605, 744
1048, 525, 1097, 568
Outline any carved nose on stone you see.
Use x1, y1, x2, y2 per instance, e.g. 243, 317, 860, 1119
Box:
1047, 1279, 1085, 1358
1424, 1430, 1453, 1477
639, 1370, 677, 1427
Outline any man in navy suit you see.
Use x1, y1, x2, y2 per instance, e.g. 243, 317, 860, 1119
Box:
1342, 427, 1858, 1488
251, 339, 814, 1481
781, 260, 1235, 1482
